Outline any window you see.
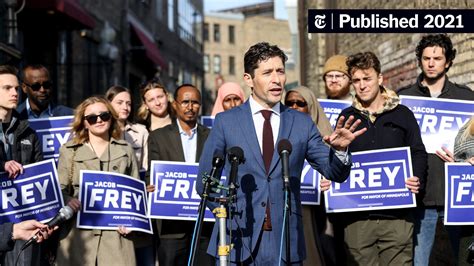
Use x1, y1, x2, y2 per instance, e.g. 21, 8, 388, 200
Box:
168, 0, 174, 31
213, 24, 220, 42
204, 55, 209, 73
203, 23, 209, 42
229, 56, 235, 75
177, 0, 202, 45
228, 25, 235, 44
213, 55, 221, 74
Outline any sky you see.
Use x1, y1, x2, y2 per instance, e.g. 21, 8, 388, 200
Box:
204, 0, 288, 20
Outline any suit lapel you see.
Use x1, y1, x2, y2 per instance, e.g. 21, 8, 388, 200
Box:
195, 124, 208, 162
238, 102, 266, 173
269, 105, 294, 174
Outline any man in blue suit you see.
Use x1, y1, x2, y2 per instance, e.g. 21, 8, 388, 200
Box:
197, 42, 366, 265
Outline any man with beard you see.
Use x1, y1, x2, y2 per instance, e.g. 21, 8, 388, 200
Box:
398, 34, 474, 266
17, 64, 73, 119
147, 84, 213, 266
323, 55, 352, 101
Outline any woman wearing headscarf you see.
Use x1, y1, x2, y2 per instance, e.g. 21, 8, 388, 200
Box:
285, 86, 334, 266
211, 82, 245, 116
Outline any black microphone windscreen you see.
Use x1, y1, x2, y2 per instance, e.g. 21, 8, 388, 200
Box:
277, 139, 292, 155
212, 152, 225, 168
227, 146, 244, 161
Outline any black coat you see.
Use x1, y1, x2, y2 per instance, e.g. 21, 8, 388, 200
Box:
398, 75, 474, 206
339, 104, 428, 220
0, 110, 43, 172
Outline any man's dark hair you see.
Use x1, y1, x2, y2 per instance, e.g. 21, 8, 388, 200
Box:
415, 34, 456, 72
174, 83, 201, 100
346, 52, 381, 76
244, 42, 287, 78
21, 64, 50, 81
0, 65, 18, 76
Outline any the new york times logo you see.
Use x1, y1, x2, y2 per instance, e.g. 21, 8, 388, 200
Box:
308, 9, 474, 33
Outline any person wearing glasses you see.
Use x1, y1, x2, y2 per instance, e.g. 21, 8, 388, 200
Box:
17, 64, 73, 119
211, 82, 245, 116
55, 96, 139, 266
0, 65, 44, 266
147, 84, 212, 266
284, 86, 334, 265
323, 55, 352, 102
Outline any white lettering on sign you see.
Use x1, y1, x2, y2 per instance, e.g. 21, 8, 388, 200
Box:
158, 179, 200, 200
1, 180, 49, 209
455, 182, 474, 203
414, 114, 468, 133
334, 166, 400, 190
88, 188, 142, 211
42, 133, 71, 152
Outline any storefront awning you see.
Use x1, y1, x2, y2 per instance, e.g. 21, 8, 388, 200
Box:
128, 15, 167, 69
26, 0, 96, 29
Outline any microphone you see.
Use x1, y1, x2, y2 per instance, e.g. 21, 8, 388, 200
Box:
277, 139, 292, 185
21, 206, 74, 250
227, 147, 245, 198
203, 153, 225, 194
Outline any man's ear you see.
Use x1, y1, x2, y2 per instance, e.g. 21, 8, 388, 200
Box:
21, 84, 28, 94
378, 74, 383, 86
243, 73, 253, 88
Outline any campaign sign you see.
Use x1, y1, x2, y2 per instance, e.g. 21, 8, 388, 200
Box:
318, 99, 352, 128
400, 96, 473, 153
29, 116, 74, 160
444, 163, 474, 225
77, 170, 152, 234
148, 161, 217, 221
300, 160, 321, 205
0, 159, 63, 223
325, 147, 416, 213
201, 116, 215, 129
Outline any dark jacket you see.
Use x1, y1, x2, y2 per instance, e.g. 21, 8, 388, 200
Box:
0, 223, 14, 253
0, 110, 43, 172
0, 110, 43, 266
339, 90, 427, 221
16, 101, 74, 119
398, 75, 474, 206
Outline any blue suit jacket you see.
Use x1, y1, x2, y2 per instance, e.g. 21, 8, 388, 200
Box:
197, 101, 351, 262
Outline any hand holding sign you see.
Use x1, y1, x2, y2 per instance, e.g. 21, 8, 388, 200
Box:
4, 160, 23, 178
405, 176, 421, 194
436, 147, 455, 163
324, 115, 367, 151
320, 178, 331, 192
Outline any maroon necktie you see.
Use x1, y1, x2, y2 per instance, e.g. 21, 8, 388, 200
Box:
261, 110, 273, 230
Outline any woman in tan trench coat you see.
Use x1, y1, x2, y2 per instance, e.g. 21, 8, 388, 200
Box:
55, 96, 139, 266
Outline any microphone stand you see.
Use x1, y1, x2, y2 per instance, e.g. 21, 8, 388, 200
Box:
283, 175, 291, 266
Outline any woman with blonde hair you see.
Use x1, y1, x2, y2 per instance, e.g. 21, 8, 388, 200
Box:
285, 86, 334, 266
56, 96, 139, 266
211, 82, 245, 116
137, 79, 173, 132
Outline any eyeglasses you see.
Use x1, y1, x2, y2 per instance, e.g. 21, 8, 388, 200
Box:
285, 100, 307, 108
23, 81, 53, 91
84, 112, 112, 124
177, 100, 201, 108
325, 74, 346, 81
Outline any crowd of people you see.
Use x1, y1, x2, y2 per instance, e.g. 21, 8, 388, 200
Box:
0, 33, 473, 266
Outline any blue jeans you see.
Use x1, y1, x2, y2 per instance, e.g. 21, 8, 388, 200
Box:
414, 207, 460, 266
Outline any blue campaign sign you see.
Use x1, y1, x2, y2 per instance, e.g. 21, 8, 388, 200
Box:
0, 159, 63, 223
400, 96, 473, 153
77, 170, 152, 234
148, 161, 217, 221
325, 147, 416, 213
300, 160, 321, 205
318, 99, 352, 128
201, 116, 215, 129
444, 163, 474, 225
28, 116, 74, 160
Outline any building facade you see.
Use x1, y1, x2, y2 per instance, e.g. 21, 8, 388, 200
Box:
0, 0, 204, 111
203, 2, 298, 114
